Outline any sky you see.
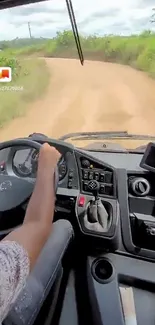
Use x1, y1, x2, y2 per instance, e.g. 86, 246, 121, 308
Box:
0, 0, 155, 40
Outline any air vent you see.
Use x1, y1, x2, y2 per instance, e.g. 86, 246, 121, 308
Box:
128, 173, 155, 197
129, 177, 150, 197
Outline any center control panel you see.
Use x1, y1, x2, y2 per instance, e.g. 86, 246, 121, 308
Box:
82, 167, 113, 196
76, 154, 116, 198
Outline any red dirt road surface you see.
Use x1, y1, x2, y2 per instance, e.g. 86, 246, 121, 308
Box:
1, 58, 155, 144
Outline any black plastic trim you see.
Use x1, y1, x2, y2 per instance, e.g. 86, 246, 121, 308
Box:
87, 253, 155, 325
117, 168, 155, 259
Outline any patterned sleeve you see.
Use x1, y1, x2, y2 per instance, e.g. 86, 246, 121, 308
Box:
0, 240, 30, 323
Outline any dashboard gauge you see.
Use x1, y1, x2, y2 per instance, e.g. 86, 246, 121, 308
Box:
13, 148, 33, 177
58, 156, 67, 181
16, 163, 32, 177
13, 148, 67, 181
31, 149, 39, 174
31, 150, 39, 162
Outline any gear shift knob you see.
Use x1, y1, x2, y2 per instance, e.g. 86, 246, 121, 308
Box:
87, 180, 100, 199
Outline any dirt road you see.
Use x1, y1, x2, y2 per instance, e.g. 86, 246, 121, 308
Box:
1, 58, 155, 143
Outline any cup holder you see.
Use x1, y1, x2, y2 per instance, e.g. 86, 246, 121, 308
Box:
91, 258, 114, 283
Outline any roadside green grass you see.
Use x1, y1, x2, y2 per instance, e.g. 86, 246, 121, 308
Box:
45, 30, 155, 79
0, 57, 50, 128
8, 30, 155, 77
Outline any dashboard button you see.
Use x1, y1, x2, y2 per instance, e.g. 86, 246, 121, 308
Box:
68, 181, 73, 189
94, 172, 100, 181
104, 185, 112, 195
69, 198, 75, 207
105, 172, 112, 183
83, 170, 89, 180
89, 172, 94, 180
100, 173, 105, 182
69, 171, 74, 179
83, 182, 88, 191
78, 196, 85, 207
99, 185, 105, 194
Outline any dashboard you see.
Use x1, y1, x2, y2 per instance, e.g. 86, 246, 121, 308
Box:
1, 138, 155, 325
1, 136, 155, 262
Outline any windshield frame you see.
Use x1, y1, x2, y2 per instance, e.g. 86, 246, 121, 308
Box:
58, 131, 155, 153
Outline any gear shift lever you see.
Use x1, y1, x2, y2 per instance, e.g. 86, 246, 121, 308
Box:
84, 180, 110, 232
87, 180, 100, 200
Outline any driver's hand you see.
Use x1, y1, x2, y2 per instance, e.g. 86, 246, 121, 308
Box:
37, 143, 61, 176
25, 143, 61, 226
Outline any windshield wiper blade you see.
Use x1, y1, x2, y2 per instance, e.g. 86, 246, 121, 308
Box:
59, 131, 155, 141
66, 0, 84, 65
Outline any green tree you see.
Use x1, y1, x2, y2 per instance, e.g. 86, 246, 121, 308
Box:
56, 30, 75, 48
150, 8, 155, 23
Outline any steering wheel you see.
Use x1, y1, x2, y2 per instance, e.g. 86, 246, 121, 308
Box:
0, 139, 59, 212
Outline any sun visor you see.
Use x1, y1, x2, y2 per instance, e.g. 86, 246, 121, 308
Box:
0, 0, 49, 10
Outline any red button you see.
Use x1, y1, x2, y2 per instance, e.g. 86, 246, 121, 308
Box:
78, 195, 85, 207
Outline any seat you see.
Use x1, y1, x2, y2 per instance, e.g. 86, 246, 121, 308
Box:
3, 219, 74, 325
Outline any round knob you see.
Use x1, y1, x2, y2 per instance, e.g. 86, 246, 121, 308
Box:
81, 159, 90, 168
129, 177, 150, 197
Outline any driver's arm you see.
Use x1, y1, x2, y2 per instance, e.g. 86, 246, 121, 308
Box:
0, 144, 61, 322
2, 143, 61, 269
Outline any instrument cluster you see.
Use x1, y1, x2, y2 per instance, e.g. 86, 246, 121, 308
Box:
12, 148, 67, 181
